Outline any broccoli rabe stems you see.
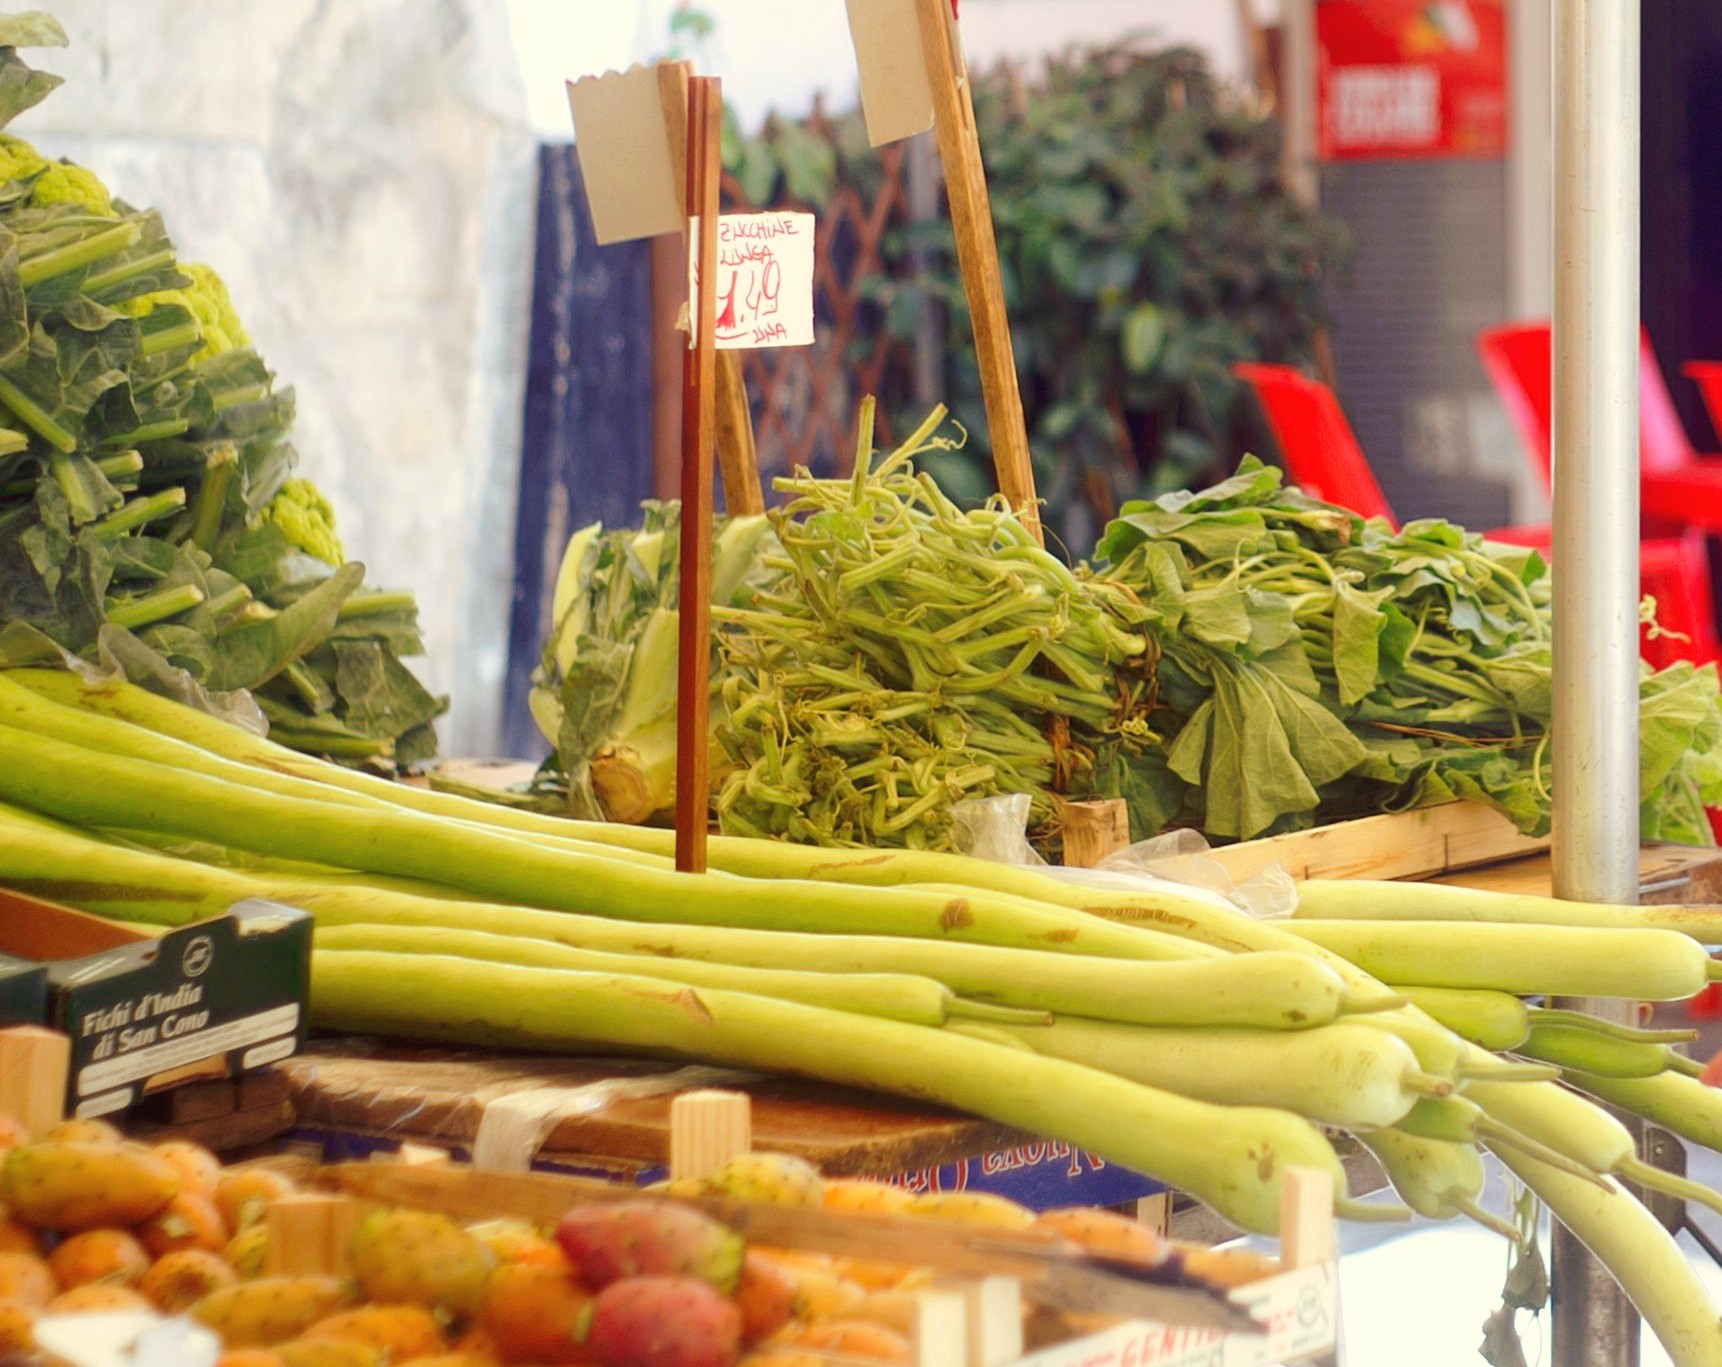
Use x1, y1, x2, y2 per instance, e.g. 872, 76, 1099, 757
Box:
0, 450, 140, 498
88, 486, 185, 539
138, 320, 200, 359
96, 418, 190, 448
18, 221, 141, 288
105, 582, 204, 631
82, 248, 176, 298
202, 582, 253, 621
188, 443, 235, 551
0, 375, 76, 451
337, 592, 416, 620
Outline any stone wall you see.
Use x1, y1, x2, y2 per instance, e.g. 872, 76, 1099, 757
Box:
19, 0, 539, 756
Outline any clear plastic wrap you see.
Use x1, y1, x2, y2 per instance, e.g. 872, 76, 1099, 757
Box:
951, 794, 1297, 920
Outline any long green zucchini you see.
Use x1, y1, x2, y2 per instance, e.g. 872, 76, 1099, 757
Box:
1490, 1145, 1722, 1367
310, 924, 1044, 1029
0, 723, 1207, 962
985, 1017, 1445, 1129
1393, 986, 1530, 1050
1294, 876, 1722, 945
0, 801, 1353, 1030
1280, 919, 1712, 1001
308, 948, 1364, 1235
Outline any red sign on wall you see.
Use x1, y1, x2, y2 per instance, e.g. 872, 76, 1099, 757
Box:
1317, 0, 1508, 162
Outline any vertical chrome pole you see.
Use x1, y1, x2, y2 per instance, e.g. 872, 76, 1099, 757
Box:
1550, 0, 1642, 1363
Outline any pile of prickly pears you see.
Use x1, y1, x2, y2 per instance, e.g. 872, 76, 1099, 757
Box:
0, 1117, 1217, 1367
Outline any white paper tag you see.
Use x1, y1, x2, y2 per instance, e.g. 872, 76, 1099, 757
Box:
689, 213, 816, 349
845, 0, 963, 147
566, 65, 684, 245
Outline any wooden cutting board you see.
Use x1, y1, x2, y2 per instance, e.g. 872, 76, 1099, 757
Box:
280, 1043, 1027, 1178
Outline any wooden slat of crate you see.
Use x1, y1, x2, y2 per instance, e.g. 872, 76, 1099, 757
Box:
1201, 803, 1550, 884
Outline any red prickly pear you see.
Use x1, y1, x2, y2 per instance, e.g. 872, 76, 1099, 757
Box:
585, 1276, 741, 1367
556, 1201, 743, 1294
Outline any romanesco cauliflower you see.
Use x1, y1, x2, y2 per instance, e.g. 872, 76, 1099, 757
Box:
262, 478, 345, 566
116, 262, 251, 361
0, 133, 114, 215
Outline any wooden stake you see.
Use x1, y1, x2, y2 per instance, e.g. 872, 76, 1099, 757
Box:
1058, 798, 1131, 868
675, 75, 723, 874
0, 1026, 68, 1138
1277, 1166, 1335, 1270
669, 1090, 753, 1182
263, 1193, 364, 1278
914, 0, 1040, 543
658, 62, 764, 517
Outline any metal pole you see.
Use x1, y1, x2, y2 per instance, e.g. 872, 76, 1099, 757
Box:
1549, 0, 1642, 1363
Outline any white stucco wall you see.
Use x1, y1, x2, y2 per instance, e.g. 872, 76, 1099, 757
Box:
15, 0, 539, 756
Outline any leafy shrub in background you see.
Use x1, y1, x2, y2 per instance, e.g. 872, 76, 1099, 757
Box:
724, 42, 1350, 551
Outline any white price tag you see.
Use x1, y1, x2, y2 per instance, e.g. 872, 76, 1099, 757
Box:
689, 213, 816, 349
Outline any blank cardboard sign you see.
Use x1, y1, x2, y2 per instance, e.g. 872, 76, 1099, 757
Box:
566, 65, 684, 245
845, 0, 962, 147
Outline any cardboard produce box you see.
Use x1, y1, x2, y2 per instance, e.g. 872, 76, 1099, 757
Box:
0, 889, 311, 1118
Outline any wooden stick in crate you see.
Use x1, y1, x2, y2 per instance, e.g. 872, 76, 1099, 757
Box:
674, 74, 724, 875
0, 1025, 67, 1138
657, 61, 765, 517
913, 0, 1041, 544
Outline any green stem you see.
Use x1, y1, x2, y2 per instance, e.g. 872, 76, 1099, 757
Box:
203, 583, 253, 620
106, 582, 205, 630
82, 248, 177, 298
88, 486, 187, 538
97, 418, 190, 448
336, 592, 417, 621
188, 444, 236, 551
0, 375, 76, 452
264, 728, 393, 760
19, 221, 142, 288
210, 382, 269, 414
138, 321, 202, 359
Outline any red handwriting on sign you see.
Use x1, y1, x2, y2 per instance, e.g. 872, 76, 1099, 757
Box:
712, 214, 802, 344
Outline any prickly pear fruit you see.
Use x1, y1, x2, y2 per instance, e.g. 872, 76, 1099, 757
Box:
742, 1252, 863, 1321
303, 1305, 446, 1361
139, 1190, 229, 1256
0, 1142, 178, 1230
396, 1358, 505, 1367
907, 1190, 1035, 1228
556, 1201, 743, 1294
0, 1253, 52, 1307
140, 1249, 240, 1314
0, 1299, 36, 1354
585, 1276, 741, 1367
192, 1276, 353, 1347
1034, 1207, 1168, 1265
216, 1168, 299, 1234
152, 1141, 223, 1203
347, 1208, 495, 1316
45, 1283, 153, 1315
43, 1118, 122, 1145
465, 1218, 559, 1267
48, 1227, 151, 1289
216, 1353, 287, 1367
819, 1179, 916, 1216
275, 1341, 383, 1367
476, 1259, 594, 1365
226, 1224, 269, 1279
700, 1152, 823, 1207
773, 1320, 913, 1360
733, 1250, 795, 1346
0, 1213, 34, 1255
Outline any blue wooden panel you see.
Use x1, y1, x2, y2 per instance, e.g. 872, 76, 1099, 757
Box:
503, 144, 656, 760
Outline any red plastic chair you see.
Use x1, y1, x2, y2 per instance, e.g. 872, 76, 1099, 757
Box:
1684, 361, 1722, 447
1473, 324, 1722, 668
1477, 321, 1722, 538
1236, 360, 1717, 669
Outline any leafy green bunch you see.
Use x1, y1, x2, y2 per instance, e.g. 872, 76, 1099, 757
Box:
1095, 458, 1722, 844
0, 14, 442, 763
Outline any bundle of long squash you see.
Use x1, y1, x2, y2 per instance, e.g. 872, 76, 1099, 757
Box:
5, 670, 1722, 1362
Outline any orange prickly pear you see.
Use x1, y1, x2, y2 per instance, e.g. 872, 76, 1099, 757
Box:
275, 1341, 383, 1367
556, 1201, 743, 1294
0, 1141, 178, 1230
0, 1298, 36, 1354
347, 1208, 495, 1316
45, 1283, 153, 1314
226, 1224, 269, 1279
47, 1227, 150, 1288
152, 1141, 223, 1203
43, 1118, 122, 1145
139, 1248, 240, 1314
302, 1305, 447, 1361
476, 1259, 595, 1364
733, 1250, 795, 1347
1033, 1207, 1169, 1265
819, 1179, 916, 1216
907, 1190, 1035, 1228
0, 1253, 51, 1308
216, 1168, 299, 1234
191, 1276, 353, 1347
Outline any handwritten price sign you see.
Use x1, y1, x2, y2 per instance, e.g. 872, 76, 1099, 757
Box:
690, 212, 816, 349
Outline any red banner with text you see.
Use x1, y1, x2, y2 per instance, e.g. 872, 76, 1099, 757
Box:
1317, 0, 1508, 162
